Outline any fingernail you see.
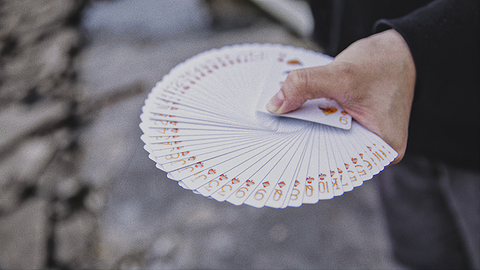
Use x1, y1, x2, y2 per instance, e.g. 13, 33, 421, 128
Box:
266, 90, 285, 113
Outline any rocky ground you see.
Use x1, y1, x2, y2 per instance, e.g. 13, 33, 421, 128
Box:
0, 0, 404, 269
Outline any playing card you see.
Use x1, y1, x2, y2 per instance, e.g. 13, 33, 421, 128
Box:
254, 46, 352, 130
139, 43, 397, 209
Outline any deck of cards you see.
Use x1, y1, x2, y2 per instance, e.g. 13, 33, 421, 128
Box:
140, 44, 397, 208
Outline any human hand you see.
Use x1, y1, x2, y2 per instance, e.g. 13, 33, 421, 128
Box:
266, 29, 416, 163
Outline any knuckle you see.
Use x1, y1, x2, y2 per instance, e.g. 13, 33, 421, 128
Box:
284, 69, 310, 99
330, 61, 361, 104
334, 62, 357, 90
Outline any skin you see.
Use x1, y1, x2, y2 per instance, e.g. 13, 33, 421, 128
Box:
266, 29, 416, 163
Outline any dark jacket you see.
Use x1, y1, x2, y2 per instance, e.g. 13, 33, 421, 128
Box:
310, 0, 479, 171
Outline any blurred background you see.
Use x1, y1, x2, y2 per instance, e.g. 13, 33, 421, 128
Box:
0, 0, 403, 269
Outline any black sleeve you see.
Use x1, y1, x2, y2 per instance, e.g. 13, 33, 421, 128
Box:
375, 0, 479, 171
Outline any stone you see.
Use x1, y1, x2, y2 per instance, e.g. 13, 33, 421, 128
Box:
0, 29, 81, 101
0, 0, 88, 268
0, 136, 57, 185
56, 176, 82, 200
0, 199, 48, 269
37, 151, 76, 200
84, 188, 106, 214
37, 29, 80, 81
0, 184, 19, 213
0, 101, 71, 152
0, 0, 77, 37
0, 0, 84, 101
51, 127, 76, 151
55, 210, 97, 268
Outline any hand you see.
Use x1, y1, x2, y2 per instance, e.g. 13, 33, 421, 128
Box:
266, 29, 416, 163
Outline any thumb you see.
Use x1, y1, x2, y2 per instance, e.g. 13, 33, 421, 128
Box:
266, 65, 336, 114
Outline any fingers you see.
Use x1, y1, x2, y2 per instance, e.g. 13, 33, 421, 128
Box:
265, 83, 306, 114
267, 65, 336, 114
266, 30, 414, 165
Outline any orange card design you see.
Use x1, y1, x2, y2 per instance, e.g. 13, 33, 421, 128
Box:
255, 48, 352, 129
140, 43, 397, 209
269, 98, 352, 130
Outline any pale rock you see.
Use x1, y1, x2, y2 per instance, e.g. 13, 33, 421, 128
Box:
1, 28, 80, 100
1, 0, 76, 36
38, 29, 80, 82
55, 210, 97, 268
36, 153, 75, 199
84, 189, 106, 214
0, 184, 19, 213
0, 199, 48, 269
53, 200, 70, 220
51, 127, 75, 151
56, 176, 81, 200
0, 101, 70, 152
0, 136, 56, 184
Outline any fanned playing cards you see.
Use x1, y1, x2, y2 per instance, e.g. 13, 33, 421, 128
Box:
140, 44, 397, 208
